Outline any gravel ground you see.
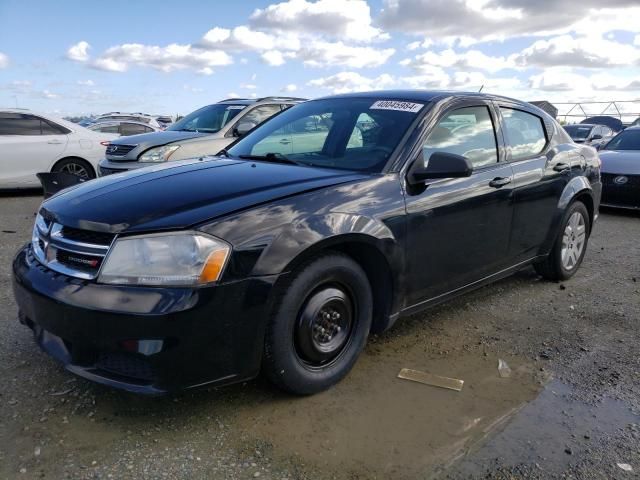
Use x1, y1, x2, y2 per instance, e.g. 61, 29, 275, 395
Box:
0, 193, 639, 479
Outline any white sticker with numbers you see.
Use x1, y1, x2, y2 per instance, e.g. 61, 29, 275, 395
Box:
226, 105, 245, 110
370, 100, 424, 113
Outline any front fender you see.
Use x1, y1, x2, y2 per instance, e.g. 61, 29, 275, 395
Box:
254, 212, 400, 276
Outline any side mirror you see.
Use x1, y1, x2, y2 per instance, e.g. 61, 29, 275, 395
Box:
233, 122, 256, 137
408, 152, 473, 185
591, 134, 603, 140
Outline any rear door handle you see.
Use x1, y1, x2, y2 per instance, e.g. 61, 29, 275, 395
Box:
47, 140, 63, 144
553, 162, 571, 172
279, 139, 291, 145
489, 177, 512, 188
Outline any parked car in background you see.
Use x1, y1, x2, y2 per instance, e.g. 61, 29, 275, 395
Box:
13, 91, 601, 395
97, 96, 305, 176
581, 116, 624, 133
0, 109, 117, 188
88, 120, 160, 137
154, 115, 174, 129
94, 112, 163, 130
599, 126, 640, 209
563, 123, 615, 149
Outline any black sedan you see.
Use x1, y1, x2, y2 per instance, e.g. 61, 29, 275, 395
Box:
12, 91, 601, 395
599, 126, 640, 209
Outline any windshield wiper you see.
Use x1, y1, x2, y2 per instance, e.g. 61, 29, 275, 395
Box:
217, 149, 231, 158
238, 152, 304, 166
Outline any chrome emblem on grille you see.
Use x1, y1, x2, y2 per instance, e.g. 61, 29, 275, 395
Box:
613, 175, 628, 185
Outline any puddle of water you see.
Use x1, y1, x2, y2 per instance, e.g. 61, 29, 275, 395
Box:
233, 348, 543, 479
450, 379, 640, 476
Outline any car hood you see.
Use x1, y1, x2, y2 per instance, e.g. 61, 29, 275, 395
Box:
111, 130, 207, 147
599, 150, 640, 175
43, 158, 367, 233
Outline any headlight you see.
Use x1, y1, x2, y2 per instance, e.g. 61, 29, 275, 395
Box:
139, 145, 180, 163
98, 232, 230, 286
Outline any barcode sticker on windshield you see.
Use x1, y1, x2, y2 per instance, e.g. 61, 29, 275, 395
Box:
226, 106, 245, 110
370, 100, 424, 113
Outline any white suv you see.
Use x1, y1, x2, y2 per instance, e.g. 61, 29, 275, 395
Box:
98, 97, 305, 176
0, 109, 118, 188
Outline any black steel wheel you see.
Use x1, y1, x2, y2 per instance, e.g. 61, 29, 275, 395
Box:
263, 253, 372, 395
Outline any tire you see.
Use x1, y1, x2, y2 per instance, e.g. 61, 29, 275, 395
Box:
263, 253, 373, 395
52, 157, 96, 179
534, 201, 590, 281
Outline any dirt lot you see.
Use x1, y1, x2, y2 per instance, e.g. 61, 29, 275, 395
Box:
1, 193, 639, 479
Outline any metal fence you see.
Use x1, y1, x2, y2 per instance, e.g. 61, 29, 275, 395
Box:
554, 100, 640, 124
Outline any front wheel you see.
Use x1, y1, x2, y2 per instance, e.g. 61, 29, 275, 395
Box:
52, 157, 96, 179
534, 201, 590, 281
263, 253, 372, 395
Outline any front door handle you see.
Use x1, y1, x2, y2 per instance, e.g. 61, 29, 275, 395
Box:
489, 177, 512, 188
553, 162, 571, 172
47, 140, 63, 145
279, 139, 291, 145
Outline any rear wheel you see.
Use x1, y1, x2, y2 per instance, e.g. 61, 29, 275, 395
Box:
52, 157, 95, 179
263, 253, 372, 395
534, 201, 590, 281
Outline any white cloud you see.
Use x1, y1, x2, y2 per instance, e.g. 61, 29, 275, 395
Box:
0, 52, 8, 69
296, 41, 395, 68
513, 34, 640, 68
183, 84, 204, 93
261, 50, 288, 66
91, 43, 232, 73
379, 0, 640, 44
402, 48, 513, 73
77, 79, 95, 86
250, 0, 387, 42
240, 83, 257, 89
282, 83, 298, 92
201, 26, 299, 52
308, 72, 396, 93
67, 41, 91, 62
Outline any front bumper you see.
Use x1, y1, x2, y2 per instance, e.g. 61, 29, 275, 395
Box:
98, 158, 148, 176
12, 245, 280, 394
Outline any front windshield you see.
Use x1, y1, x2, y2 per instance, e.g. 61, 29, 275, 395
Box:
563, 125, 592, 140
603, 129, 640, 151
168, 104, 246, 133
227, 98, 426, 172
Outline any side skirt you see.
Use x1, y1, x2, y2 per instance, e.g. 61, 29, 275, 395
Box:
397, 256, 544, 319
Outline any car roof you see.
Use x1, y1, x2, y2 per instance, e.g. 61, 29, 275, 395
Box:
315, 89, 529, 104
90, 120, 154, 127
566, 124, 595, 127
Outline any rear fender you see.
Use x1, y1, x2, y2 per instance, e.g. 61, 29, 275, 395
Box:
540, 176, 593, 255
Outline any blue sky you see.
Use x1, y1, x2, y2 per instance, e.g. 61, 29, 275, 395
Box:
1, 0, 639, 118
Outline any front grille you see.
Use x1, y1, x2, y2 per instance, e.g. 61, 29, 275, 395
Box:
95, 352, 155, 382
32, 216, 114, 280
61, 226, 115, 246
601, 173, 640, 208
56, 249, 104, 273
106, 144, 137, 157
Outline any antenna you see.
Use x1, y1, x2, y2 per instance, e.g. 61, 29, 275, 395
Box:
478, 85, 484, 93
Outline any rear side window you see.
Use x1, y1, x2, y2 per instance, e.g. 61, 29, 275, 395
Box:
500, 108, 547, 160
94, 124, 120, 133
0, 113, 68, 135
120, 123, 150, 136
239, 105, 282, 127
423, 106, 498, 168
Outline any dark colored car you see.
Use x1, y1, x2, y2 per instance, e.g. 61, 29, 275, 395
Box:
599, 126, 640, 209
564, 123, 615, 149
581, 116, 624, 133
13, 91, 601, 395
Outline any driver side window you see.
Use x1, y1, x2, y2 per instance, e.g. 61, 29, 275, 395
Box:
423, 106, 498, 168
